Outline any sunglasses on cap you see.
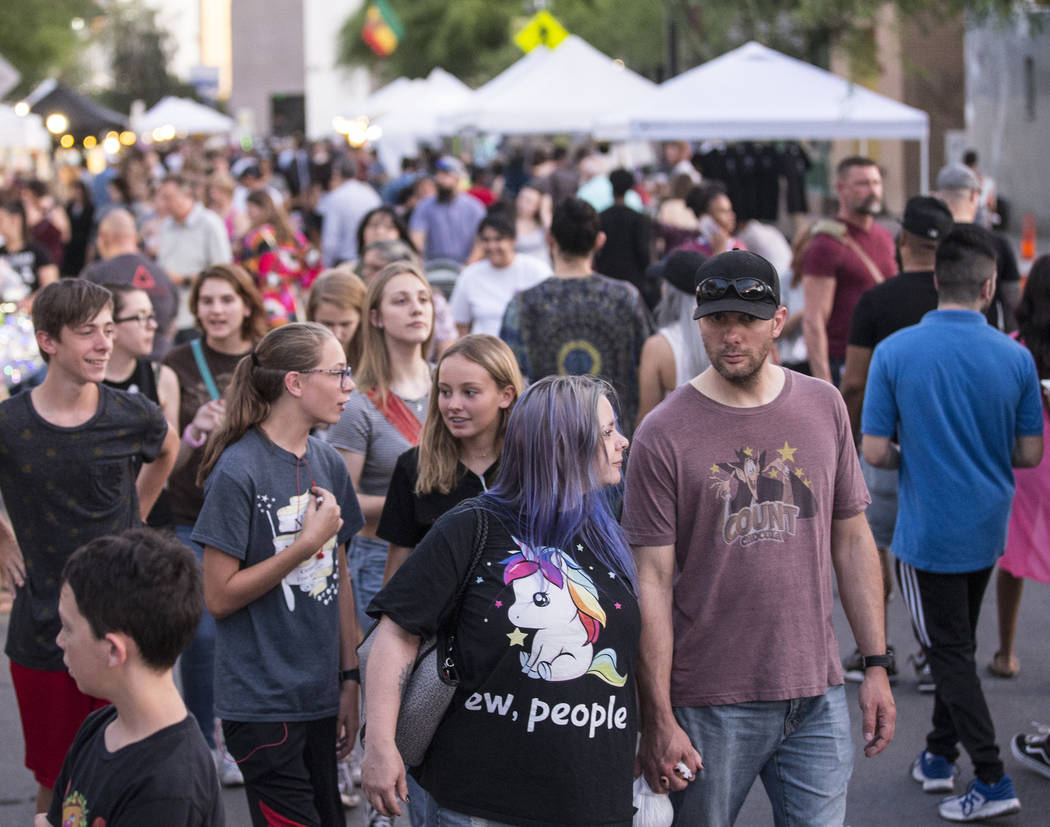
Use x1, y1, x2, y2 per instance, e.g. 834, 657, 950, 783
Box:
696, 277, 776, 303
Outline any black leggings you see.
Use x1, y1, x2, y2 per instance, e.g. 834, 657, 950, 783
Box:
896, 560, 1004, 784
223, 717, 345, 827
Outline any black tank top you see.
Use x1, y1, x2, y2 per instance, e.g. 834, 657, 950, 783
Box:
103, 357, 159, 402
103, 358, 173, 528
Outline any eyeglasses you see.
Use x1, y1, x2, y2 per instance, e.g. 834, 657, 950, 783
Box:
299, 366, 354, 390
697, 277, 776, 303
113, 311, 158, 326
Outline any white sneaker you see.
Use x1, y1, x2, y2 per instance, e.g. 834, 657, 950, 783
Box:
213, 745, 245, 787
350, 748, 363, 785
366, 803, 394, 826
337, 758, 361, 808
938, 776, 1021, 822
213, 722, 245, 787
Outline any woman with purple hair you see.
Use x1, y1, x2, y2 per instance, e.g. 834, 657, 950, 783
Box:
362, 375, 638, 826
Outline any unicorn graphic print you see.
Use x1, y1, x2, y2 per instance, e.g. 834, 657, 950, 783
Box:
502, 538, 626, 686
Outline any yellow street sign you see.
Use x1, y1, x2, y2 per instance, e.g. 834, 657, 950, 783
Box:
513, 10, 569, 53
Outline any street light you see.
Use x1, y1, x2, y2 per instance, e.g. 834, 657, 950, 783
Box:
13, 101, 29, 117
45, 113, 69, 135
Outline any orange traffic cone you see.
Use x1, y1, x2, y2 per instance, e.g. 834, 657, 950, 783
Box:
1020, 214, 1037, 281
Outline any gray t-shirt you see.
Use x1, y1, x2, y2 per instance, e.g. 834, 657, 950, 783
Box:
192, 428, 363, 721
0, 387, 168, 669
325, 389, 429, 496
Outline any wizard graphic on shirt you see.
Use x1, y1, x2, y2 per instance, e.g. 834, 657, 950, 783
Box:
709, 442, 818, 546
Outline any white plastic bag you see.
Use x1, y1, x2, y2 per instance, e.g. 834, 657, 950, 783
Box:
632, 775, 674, 827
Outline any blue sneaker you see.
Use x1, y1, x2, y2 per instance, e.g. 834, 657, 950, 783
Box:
938, 776, 1021, 822
912, 750, 957, 793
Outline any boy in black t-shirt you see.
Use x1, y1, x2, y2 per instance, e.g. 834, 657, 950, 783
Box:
37, 529, 224, 826
0, 279, 179, 815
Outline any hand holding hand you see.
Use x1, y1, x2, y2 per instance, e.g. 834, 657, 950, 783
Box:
637, 718, 703, 794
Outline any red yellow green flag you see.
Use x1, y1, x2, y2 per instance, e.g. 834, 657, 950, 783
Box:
362, 0, 404, 57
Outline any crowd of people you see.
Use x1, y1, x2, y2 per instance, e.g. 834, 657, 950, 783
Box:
0, 138, 1047, 827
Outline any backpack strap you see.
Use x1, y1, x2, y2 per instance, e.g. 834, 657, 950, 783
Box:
810, 219, 885, 285
190, 338, 221, 401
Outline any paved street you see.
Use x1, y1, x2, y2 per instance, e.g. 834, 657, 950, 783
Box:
3, 566, 1049, 826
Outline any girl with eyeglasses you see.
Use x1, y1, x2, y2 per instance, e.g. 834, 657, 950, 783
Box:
102, 284, 179, 428
101, 284, 180, 530
194, 322, 364, 827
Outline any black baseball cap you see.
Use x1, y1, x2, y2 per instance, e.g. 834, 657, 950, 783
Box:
900, 195, 953, 241
693, 250, 780, 320
646, 250, 707, 296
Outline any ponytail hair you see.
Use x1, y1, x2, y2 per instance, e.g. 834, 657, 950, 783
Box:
197, 321, 335, 486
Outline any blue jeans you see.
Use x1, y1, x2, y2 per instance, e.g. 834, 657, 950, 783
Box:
423, 797, 516, 827
348, 534, 388, 630
407, 775, 430, 826
175, 524, 217, 749
860, 455, 898, 550
671, 684, 853, 826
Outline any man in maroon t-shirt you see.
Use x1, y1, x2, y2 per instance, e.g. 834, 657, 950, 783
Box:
625, 251, 895, 825
801, 157, 896, 385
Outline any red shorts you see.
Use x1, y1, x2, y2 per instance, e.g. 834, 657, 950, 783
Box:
9, 661, 108, 789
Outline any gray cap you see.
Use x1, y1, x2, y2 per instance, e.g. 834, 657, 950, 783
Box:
936, 163, 979, 192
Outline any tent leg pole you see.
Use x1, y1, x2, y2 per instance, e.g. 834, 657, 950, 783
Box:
920, 133, 929, 195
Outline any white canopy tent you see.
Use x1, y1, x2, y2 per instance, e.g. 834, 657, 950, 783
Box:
372, 68, 472, 140
0, 104, 49, 150
136, 96, 235, 136
440, 35, 656, 136
365, 68, 474, 173
356, 76, 419, 118
597, 41, 931, 191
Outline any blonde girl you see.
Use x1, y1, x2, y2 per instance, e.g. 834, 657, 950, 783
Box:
377, 334, 524, 580
325, 262, 434, 629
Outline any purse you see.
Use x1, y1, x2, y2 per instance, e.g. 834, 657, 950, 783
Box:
357, 508, 489, 768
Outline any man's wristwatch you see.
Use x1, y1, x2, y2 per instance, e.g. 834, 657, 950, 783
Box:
339, 668, 360, 683
861, 654, 894, 671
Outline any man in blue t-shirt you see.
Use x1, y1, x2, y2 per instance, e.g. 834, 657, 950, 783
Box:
862, 224, 1043, 823
408, 156, 485, 264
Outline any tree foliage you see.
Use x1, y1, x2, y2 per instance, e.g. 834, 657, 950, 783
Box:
92, 1, 198, 112
337, 0, 1020, 88
0, 0, 99, 96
